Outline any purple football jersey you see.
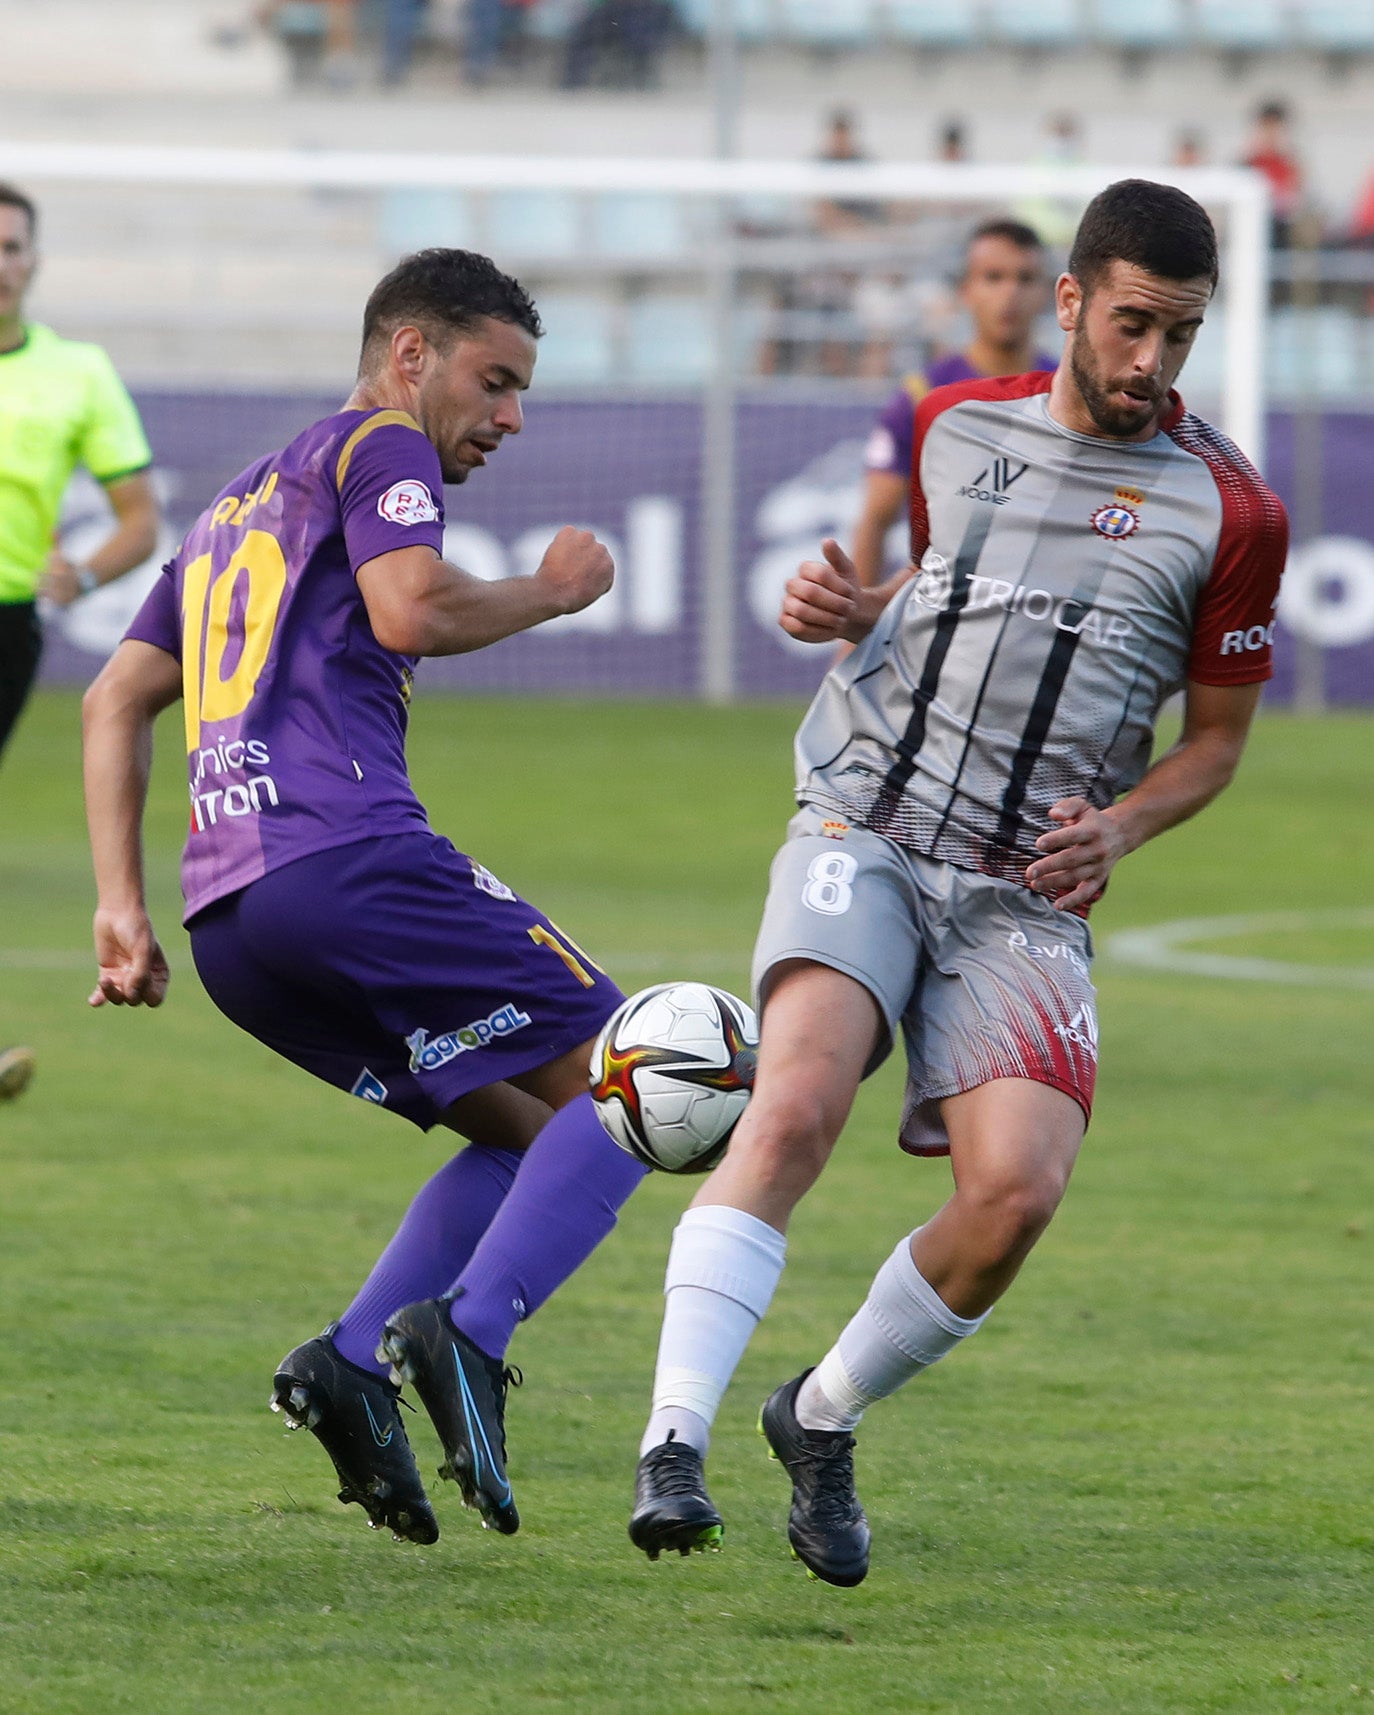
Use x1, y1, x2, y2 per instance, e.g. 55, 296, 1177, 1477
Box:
124, 408, 447, 920
863, 352, 1058, 480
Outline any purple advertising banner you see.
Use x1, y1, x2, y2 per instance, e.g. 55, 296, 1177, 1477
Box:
39, 390, 1374, 703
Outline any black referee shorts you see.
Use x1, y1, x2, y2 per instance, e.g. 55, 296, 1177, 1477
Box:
0, 601, 42, 764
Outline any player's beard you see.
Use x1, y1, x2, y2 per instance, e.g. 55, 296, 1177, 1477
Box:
1069, 324, 1162, 439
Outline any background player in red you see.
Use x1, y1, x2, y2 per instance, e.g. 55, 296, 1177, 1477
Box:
81, 250, 646, 1546
849, 218, 1055, 595
628, 181, 1288, 1586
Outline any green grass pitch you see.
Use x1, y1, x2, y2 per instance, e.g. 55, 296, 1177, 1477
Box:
0, 690, 1370, 1714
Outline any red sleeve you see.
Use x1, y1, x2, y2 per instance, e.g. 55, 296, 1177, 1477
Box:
907, 371, 1055, 564
1165, 414, 1289, 686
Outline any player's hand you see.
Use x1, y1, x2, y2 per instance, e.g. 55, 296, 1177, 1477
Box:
1024, 797, 1128, 913
534, 527, 615, 616
89, 906, 170, 1008
39, 552, 82, 608
781, 539, 860, 644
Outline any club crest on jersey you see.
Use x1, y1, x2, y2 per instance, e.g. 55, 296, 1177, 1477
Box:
377, 479, 440, 525
1091, 500, 1139, 539
820, 820, 849, 840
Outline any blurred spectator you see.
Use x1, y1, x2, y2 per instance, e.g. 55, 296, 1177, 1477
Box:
381, 0, 429, 84
257, 0, 359, 85
561, 0, 674, 90
1172, 129, 1206, 169
1015, 112, 1084, 246
466, 0, 537, 84
1240, 99, 1303, 249
758, 111, 890, 377
1351, 170, 1374, 245
936, 119, 969, 164
813, 109, 884, 235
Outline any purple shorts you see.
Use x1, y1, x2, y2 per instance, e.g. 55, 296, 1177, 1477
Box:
189, 832, 624, 1128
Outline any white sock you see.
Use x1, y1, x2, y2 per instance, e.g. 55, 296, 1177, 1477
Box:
795, 1230, 988, 1433
639, 1205, 787, 1458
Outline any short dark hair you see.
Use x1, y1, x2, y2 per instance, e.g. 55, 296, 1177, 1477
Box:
0, 181, 37, 240
360, 248, 541, 371
1068, 178, 1219, 295
966, 218, 1044, 256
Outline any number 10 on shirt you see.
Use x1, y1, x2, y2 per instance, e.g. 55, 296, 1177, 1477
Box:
180, 529, 288, 752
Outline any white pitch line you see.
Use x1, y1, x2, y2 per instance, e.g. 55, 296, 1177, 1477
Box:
1105, 908, 1374, 990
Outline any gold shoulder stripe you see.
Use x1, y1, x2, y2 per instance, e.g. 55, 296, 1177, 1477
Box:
335, 409, 422, 490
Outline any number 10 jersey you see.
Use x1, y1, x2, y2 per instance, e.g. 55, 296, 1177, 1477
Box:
124, 408, 447, 920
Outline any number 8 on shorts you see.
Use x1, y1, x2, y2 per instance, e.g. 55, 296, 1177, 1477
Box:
802, 850, 857, 916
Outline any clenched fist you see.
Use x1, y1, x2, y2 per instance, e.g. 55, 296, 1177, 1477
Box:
535, 526, 615, 616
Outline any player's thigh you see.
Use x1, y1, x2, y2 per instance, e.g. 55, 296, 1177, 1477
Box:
437, 1081, 553, 1150
899, 865, 1098, 1157
508, 1036, 601, 1111
751, 806, 922, 1081
942, 1076, 1086, 1214
0, 603, 41, 758
703, 960, 884, 1212
747, 958, 885, 1136
187, 891, 431, 1120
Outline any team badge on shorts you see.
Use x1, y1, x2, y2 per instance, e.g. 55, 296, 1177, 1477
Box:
349, 1068, 389, 1104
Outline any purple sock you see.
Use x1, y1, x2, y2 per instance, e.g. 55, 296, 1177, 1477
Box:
446, 1094, 647, 1360
332, 1143, 523, 1374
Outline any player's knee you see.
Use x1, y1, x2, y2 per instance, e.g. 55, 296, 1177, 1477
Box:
730, 1094, 839, 1194
967, 1169, 1067, 1261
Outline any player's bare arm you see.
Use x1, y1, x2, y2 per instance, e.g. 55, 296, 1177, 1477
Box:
1025, 678, 1264, 912
849, 471, 908, 590
357, 524, 613, 657
82, 639, 181, 1008
780, 537, 912, 645
41, 470, 160, 607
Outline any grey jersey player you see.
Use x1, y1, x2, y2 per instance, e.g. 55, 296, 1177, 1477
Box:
628, 180, 1288, 1585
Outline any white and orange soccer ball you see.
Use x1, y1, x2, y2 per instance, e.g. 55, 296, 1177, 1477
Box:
589, 982, 759, 1174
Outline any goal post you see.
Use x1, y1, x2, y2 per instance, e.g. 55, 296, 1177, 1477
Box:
2, 141, 1269, 703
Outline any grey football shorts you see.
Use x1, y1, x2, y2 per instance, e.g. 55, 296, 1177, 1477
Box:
751, 806, 1098, 1156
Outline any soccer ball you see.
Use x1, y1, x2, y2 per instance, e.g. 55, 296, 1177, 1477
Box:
589, 982, 759, 1174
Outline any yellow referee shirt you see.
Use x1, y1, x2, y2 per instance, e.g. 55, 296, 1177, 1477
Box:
0, 322, 152, 604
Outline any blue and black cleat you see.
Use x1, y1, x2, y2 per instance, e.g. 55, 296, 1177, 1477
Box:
270, 1325, 438, 1545
378, 1297, 521, 1535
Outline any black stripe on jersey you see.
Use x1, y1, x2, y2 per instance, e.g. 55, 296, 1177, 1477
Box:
871, 508, 995, 834
992, 607, 1089, 849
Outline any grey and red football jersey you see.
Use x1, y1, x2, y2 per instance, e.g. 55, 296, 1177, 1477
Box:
797, 372, 1288, 886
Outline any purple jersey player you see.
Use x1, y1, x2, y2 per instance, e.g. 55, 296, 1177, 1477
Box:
850, 220, 1054, 597
82, 249, 646, 1546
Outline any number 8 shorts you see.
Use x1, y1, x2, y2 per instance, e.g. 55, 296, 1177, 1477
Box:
750, 806, 1098, 1155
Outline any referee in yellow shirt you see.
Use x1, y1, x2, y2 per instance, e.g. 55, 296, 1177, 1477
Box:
1, 181, 161, 1101
0, 181, 160, 766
